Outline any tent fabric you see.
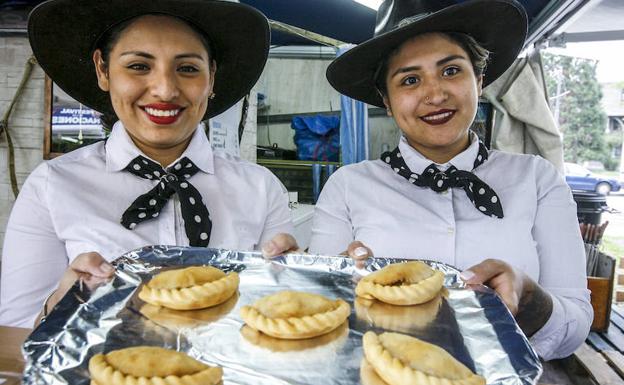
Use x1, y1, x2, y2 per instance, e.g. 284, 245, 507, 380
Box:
338, 44, 369, 165
483, 53, 564, 173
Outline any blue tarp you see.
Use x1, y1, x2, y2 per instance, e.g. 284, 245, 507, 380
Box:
291, 115, 340, 162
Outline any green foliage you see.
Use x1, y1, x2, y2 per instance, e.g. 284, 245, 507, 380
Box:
542, 53, 611, 167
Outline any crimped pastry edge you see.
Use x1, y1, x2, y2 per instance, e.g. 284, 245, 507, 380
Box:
240, 298, 351, 339
88, 350, 223, 385
356, 269, 444, 305
139, 271, 239, 310
362, 331, 486, 385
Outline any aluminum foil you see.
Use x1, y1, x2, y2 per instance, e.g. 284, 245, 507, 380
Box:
22, 245, 542, 384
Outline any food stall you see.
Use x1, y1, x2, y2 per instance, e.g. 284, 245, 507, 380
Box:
2, 0, 624, 384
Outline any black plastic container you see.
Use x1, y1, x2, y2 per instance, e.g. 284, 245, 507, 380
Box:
572, 190, 609, 224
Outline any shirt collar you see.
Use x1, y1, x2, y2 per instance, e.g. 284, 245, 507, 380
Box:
105, 121, 215, 174
398, 131, 481, 173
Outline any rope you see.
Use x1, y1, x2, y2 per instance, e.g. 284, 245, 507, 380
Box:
0, 55, 38, 198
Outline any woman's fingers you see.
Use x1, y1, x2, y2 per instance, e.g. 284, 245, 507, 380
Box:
46, 252, 114, 317
346, 241, 373, 268
70, 251, 114, 278
262, 233, 300, 258
461, 259, 522, 315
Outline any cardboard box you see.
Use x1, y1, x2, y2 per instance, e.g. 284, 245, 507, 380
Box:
587, 252, 615, 332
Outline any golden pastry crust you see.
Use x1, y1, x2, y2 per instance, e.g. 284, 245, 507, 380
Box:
240, 321, 349, 352
363, 331, 485, 385
360, 358, 390, 385
355, 261, 444, 305
139, 266, 239, 310
355, 293, 443, 333
140, 292, 238, 330
240, 290, 351, 339
88, 346, 222, 385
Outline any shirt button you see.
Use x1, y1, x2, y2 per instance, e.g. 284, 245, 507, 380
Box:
447, 227, 455, 234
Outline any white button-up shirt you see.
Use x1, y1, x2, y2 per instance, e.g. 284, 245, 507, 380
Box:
310, 134, 591, 360
0, 122, 293, 327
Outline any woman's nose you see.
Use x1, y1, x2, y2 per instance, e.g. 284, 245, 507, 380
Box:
150, 70, 179, 101
422, 79, 448, 105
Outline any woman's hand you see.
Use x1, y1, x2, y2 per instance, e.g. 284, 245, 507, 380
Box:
344, 241, 373, 268
262, 233, 300, 258
35, 252, 114, 326
460, 258, 553, 336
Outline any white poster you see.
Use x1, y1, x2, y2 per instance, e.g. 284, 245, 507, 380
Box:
208, 100, 242, 157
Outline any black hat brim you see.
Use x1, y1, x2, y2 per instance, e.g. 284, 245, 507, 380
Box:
28, 0, 270, 119
326, 0, 527, 108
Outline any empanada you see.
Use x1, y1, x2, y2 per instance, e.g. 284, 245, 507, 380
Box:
240, 290, 350, 339
363, 331, 485, 385
88, 346, 222, 385
360, 358, 390, 385
139, 265, 238, 310
356, 261, 444, 305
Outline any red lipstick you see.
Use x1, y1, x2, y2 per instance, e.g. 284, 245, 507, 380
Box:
420, 109, 455, 125
142, 103, 183, 125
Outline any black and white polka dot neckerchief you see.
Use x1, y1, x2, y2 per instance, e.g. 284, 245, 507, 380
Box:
120, 155, 212, 246
381, 141, 504, 218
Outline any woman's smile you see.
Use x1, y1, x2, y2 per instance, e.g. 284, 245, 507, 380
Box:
141, 103, 184, 125
420, 109, 456, 125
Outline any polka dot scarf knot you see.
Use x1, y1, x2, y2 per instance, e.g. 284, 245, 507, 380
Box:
121, 155, 212, 246
381, 141, 504, 218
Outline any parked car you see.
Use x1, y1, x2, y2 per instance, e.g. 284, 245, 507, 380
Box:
564, 162, 620, 195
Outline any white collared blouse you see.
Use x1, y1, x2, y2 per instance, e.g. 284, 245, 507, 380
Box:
0, 122, 293, 327
309, 134, 591, 361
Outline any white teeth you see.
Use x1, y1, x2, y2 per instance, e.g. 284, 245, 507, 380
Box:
144, 107, 180, 117
422, 111, 453, 121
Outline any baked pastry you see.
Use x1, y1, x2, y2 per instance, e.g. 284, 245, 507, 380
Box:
360, 358, 390, 385
355, 292, 443, 333
355, 261, 444, 305
240, 321, 349, 352
140, 292, 238, 330
363, 331, 485, 385
240, 290, 350, 339
88, 346, 222, 385
139, 266, 238, 310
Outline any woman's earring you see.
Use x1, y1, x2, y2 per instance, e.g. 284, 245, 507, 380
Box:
386, 108, 392, 116
209, 93, 216, 100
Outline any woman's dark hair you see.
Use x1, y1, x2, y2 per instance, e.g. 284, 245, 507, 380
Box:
374, 32, 490, 98
94, 15, 216, 130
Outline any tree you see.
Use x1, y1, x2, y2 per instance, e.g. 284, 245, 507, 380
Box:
542, 53, 609, 167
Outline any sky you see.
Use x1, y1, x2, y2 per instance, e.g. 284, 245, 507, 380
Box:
353, 0, 383, 9
545, 41, 624, 84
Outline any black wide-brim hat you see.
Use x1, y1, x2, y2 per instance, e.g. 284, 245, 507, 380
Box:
28, 0, 270, 119
327, 0, 528, 108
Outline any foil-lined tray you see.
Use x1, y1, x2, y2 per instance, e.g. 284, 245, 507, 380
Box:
22, 246, 542, 384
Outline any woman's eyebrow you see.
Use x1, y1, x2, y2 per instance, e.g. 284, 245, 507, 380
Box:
436, 54, 467, 66
119, 51, 205, 61
390, 54, 468, 78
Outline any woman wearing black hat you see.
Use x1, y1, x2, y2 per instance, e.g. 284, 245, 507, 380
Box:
310, 0, 591, 360
0, 0, 297, 327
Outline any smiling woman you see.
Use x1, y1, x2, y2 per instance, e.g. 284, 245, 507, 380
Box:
0, 0, 297, 328
92, 15, 216, 166
310, 0, 593, 361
